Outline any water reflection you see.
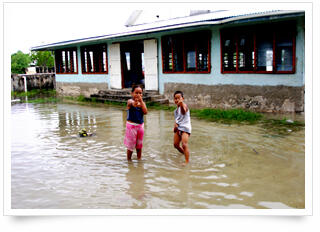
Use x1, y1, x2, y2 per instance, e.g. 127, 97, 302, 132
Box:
126, 161, 147, 208
11, 103, 305, 209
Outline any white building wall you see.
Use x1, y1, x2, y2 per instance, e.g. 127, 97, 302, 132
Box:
108, 43, 122, 89
144, 39, 158, 90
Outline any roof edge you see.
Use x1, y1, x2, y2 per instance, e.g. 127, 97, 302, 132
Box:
31, 10, 304, 51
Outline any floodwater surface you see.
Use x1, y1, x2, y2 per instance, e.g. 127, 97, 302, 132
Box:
11, 102, 305, 209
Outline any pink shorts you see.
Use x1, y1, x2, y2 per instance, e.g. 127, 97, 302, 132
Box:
124, 121, 144, 151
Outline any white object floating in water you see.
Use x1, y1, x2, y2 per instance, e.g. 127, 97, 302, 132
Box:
286, 119, 294, 123
240, 191, 254, 197
214, 163, 226, 168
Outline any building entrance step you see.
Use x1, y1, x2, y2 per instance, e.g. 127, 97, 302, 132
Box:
90, 89, 169, 104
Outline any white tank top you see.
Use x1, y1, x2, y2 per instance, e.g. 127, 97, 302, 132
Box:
174, 106, 192, 134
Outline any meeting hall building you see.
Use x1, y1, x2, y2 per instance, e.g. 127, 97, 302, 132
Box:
32, 9, 305, 112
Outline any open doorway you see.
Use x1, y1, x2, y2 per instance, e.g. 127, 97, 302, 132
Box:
120, 40, 145, 88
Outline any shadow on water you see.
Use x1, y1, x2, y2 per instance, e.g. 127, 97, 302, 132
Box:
10, 102, 305, 209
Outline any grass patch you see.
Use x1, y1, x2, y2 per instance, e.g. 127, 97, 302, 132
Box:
12, 89, 58, 104
76, 95, 87, 102
103, 100, 127, 107
12, 89, 56, 98
63, 95, 127, 107
146, 102, 176, 111
21, 97, 59, 104
145, 102, 304, 135
146, 103, 263, 123
260, 118, 305, 136
191, 108, 263, 124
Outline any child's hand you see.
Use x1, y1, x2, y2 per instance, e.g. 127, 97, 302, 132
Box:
173, 126, 178, 133
137, 95, 143, 103
177, 98, 184, 107
134, 95, 143, 107
128, 99, 134, 107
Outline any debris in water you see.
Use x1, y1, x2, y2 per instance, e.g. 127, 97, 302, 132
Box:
78, 128, 95, 137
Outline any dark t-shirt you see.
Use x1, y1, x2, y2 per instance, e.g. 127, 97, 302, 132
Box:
127, 106, 144, 124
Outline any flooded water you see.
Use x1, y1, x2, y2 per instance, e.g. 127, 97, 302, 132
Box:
11, 102, 305, 209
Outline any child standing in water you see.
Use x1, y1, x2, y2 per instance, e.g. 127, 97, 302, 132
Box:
124, 85, 148, 161
173, 91, 191, 164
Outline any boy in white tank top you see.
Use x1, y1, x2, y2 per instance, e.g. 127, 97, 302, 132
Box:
173, 91, 191, 165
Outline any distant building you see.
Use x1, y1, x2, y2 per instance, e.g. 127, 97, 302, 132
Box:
26, 62, 55, 74
31, 10, 305, 112
26, 67, 36, 74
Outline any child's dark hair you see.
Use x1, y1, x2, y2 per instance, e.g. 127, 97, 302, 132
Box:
131, 85, 143, 93
174, 90, 184, 98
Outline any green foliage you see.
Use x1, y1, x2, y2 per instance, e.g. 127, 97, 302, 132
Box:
12, 89, 56, 98
146, 102, 176, 111
21, 97, 59, 104
76, 95, 87, 102
31, 51, 54, 67
261, 118, 305, 136
11, 51, 31, 74
31, 51, 55, 71
103, 100, 127, 107
191, 108, 263, 123
12, 89, 57, 104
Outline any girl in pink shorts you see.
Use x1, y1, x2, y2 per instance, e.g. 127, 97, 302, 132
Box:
124, 85, 148, 160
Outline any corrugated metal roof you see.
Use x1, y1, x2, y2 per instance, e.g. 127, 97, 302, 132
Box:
31, 9, 304, 51
130, 9, 278, 28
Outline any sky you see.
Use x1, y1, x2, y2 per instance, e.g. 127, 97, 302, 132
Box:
4, 2, 192, 54
4, 3, 136, 54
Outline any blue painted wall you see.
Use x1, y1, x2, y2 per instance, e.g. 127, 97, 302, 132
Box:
157, 17, 305, 94
55, 45, 110, 86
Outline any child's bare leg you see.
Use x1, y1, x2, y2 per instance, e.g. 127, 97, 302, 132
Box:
181, 132, 190, 163
127, 149, 133, 160
173, 132, 184, 154
136, 149, 142, 160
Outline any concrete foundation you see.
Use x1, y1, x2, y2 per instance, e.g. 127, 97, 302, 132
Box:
164, 83, 304, 113
11, 74, 55, 92
56, 82, 109, 98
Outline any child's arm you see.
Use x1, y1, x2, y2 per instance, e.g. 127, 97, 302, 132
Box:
127, 99, 134, 110
178, 99, 188, 115
138, 95, 148, 114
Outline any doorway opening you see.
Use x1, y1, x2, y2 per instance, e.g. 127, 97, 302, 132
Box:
120, 41, 145, 88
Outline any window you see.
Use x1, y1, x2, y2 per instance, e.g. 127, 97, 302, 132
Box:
81, 44, 108, 74
162, 31, 211, 73
221, 22, 296, 74
55, 48, 78, 74
221, 32, 236, 72
275, 32, 295, 72
238, 32, 255, 71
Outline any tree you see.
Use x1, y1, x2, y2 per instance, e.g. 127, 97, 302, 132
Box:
11, 51, 31, 74
31, 51, 55, 73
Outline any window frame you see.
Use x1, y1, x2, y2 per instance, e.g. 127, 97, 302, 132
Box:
220, 22, 296, 74
55, 48, 78, 74
80, 44, 108, 74
161, 31, 211, 74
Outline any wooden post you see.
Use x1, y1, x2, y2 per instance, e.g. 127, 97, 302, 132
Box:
23, 76, 27, 93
